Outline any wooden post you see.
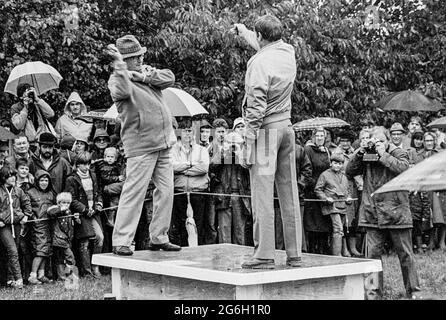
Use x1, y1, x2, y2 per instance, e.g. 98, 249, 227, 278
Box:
111, 268, 122, 300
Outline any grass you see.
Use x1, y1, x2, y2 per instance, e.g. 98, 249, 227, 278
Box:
0, 251, 445, 300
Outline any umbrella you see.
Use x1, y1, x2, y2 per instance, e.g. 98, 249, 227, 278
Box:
185, 193, 198, 247
426, 116, 446, 130
162, 88, 208, 117
374, 149, 446, 194
293, 117, 350, 131
75, 109, 109, 123
374, 89, 444, 112
103, 104, 118, 120
0, 127, 17, 140
4, 61, 63, 96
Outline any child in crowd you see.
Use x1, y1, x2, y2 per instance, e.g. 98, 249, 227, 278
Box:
314, 153, 353, 256
47, 192, 80, 281
65, 151, 104, 278
27, 170, 55, 284
15, 158, 34, 193
73, 137, 89, 156
91, 129, 111, 164
97, 147, 124, 227
0, 166, 32, 288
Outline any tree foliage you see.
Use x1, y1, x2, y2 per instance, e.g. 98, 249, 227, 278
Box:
1, 0, 445, 132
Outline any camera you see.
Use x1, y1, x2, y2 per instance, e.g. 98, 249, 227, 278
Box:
27, 91, 36, 101
362, 139, 380, 162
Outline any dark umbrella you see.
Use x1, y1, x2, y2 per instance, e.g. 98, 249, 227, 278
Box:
374, 90, 444, 112
426, 116, 446, 130
0, 127, 17, 140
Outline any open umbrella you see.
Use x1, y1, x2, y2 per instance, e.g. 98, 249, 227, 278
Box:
162, 88, 208, 117
426, 116, 446, 130
75, 109, 109, 123
103, 104, 118, 121
4, 61, 63, 96
185, 193, 198, 247
0, 127, 17, 140
374, 149, 446, 194
293, 117, 350, 131
374, 89, 444, 112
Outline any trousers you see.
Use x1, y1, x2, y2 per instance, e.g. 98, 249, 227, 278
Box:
112, 149, 173, 246
249, 120, 302, 260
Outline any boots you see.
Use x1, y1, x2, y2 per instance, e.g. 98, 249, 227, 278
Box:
342, 237, 351, 257
347, 236, 362, 257
414, 236, 423, 254
331, 234, 343, 256
92, 265, 102, 278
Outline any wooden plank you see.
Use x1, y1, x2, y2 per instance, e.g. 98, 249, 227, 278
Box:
92, 244, 382, 286
111, 268, 122, 300
235, 285, 263, 299
120, 269, 236, 300
343, 274, 365, 300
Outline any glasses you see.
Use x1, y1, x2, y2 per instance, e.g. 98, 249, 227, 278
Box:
96, 138, 108, 143
391, 132, 403, 136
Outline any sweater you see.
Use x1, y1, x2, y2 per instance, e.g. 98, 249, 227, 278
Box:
107, 62, 177, 158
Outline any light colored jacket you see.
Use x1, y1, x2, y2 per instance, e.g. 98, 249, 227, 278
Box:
55, 92, 92, 141
108, 62, 177, 158
11, 99, 55, 143
240, 30, 296, 143
172, 141, 209, 191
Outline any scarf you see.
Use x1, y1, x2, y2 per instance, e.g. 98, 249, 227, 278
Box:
77, 170, 94, 210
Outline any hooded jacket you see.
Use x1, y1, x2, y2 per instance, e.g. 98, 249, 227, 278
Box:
27, 170, 55, 255
55, 92, 92, 141
0, 184, 32, 225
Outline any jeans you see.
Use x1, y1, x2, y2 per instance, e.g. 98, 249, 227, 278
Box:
0, 225, 22, 282
366, 228, 420, 296
217, 194, 248, 245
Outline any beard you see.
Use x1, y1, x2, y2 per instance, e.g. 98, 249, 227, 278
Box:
42, 151, 52, 159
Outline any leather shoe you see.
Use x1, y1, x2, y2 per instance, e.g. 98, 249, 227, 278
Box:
241, 258, 275, 269
286, 256, 302, 267
148, 241, 181, 251
113, 246, 133, 256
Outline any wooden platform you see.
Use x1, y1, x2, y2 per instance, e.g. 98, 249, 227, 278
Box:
92, 244, 382, 300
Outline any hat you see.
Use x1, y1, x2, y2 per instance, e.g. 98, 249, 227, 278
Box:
116, 35, 147, 59
199, 119, 213, 129
232, 117, 245, 130
389, 122, 406, 134
337, 129, 355, 141
93, 129, 110, 142
331, 152, 345, 163
38, 132, 57, 146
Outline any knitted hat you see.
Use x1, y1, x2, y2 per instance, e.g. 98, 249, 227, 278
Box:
389, 122, 405, 134
37, 132, 57, 146
116, 35, 147, 59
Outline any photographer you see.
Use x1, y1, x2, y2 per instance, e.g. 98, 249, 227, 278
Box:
10, 83, 55, 150
346, 128, 424, 299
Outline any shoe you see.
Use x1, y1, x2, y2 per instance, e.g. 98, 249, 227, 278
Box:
286, 257, 302, 267
241, 258, 275, 269
147, 241, 181, 251
113, 245, 134, 256
11, 279, 24, 289
92, 266, 102, 277
409, 290, 436, 300
28, 276, 42, 285
37, 276, 52, 284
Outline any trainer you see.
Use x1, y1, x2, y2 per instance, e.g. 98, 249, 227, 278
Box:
106, 35, 180, 255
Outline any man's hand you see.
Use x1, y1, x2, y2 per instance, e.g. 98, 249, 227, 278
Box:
375, 141, 386, 156
232, 23, 248, 36
346, 197, 353, 205
87, 208, 95, 217
128, 71, 144, 82
326, 197, 334, 204
20, 215, 28, 225
73, 212, 80, 219
240, 144, 252, 169
118, 175, 125, 182
106, 44, 124, 62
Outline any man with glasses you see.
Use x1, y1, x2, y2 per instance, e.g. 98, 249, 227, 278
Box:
389, 122, 406, 150
106, 35, 179, 255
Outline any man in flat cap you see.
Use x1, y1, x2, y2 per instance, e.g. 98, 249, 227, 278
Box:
106, 35, 180, 255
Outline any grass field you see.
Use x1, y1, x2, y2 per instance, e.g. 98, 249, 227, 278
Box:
0, 251, 445, 300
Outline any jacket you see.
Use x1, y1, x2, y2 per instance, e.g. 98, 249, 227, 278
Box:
209, 147, 251, 213
295, 144, 312, 200
29, 150, 72, 194
96, 160, 122, 190
65, 170, 103, 239
346, 144, 412, 229
0, 185, 32, 224
5, 151, 34, 172
47, 205, 78, 248
10, 99, 55, 143
172, 142, 209, 191
107, 62, 177, 158
55, 92, 92, 141
27, 170, 55, 255
241, 30, 296, 143
315, 168, 351, 216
